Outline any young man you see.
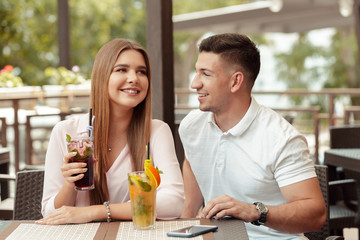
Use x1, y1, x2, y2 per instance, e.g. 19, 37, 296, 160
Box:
179, 33, 326, 239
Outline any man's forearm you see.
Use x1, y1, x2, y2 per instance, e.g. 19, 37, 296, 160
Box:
181, 200, 202, 218
265, 199, 326, 233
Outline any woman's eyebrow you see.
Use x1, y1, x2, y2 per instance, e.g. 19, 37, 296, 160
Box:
112, 64, 129, 70
112, 64, 147, 70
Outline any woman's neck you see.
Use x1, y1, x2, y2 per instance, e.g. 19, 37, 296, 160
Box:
109, 108, 132, 139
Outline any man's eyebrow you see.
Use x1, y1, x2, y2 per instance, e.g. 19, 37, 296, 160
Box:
198, 67, 214, 73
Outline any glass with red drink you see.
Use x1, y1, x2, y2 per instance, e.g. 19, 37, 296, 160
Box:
66, 134, 95, 191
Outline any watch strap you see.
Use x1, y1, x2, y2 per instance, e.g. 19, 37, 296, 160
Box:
251, 202, 268, 226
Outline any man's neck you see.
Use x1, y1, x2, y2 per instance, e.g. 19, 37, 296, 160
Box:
213, 96, 251, 132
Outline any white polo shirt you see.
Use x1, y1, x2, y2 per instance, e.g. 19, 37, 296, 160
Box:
179, 97, 315, 240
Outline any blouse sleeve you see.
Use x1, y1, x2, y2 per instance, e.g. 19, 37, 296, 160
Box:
41, 121, 68, 217
150, 120, 185, 219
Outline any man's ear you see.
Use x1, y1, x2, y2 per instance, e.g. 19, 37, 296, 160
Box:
230, 72, 244, 93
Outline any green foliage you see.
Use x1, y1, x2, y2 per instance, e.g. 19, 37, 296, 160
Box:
0, 0, 147, 86
275, 33, 328, 89
69, 0, 147, 78
1, 0, 359, 95
274, 29, 359, 91
274, 28, 359, 107
173, 0, 249, 14
0, 65, 24, 87
1, 0, 59, 86
44, 67, 89, 85
274, 33, 329, 106
323, 29, 360, 88
0, 71, 23, 87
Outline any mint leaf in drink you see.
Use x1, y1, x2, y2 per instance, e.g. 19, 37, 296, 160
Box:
137, 179, 152, 192
66, 134, 71, 143
128, 176, 134, 185
155, 166, 163, 174
83, 146, 93, 159
70, 149, 81, 161
135, 196, 152, 215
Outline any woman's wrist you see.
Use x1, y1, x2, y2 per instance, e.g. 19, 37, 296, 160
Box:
103, 201, 111, 222
87, 204, 110, 222
54, 181, 78, 208
63, 180, 76, 189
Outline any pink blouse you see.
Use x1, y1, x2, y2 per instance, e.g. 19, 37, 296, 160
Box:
41, 114, 184, 219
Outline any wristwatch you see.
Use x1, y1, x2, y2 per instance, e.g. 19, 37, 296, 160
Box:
251, 202, 268, 226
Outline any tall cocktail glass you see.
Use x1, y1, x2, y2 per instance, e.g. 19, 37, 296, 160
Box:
66, 135, 95, 191
128, 171, 156, 230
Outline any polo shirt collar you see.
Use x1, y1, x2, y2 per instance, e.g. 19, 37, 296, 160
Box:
208, 97, 260, 136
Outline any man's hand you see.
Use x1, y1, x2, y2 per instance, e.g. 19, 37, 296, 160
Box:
201, 194, 259, 222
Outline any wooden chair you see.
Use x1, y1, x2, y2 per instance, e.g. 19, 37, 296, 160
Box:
13, 169, 44, 220
25, 111, 86, 167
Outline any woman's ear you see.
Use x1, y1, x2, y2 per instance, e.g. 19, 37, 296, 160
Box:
230, 72, 244, 93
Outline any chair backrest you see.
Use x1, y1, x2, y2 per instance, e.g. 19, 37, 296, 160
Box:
329, 125, 360, 149
304, 165, 330, 240
13, 169, 44, 220
329, 125, 360, 185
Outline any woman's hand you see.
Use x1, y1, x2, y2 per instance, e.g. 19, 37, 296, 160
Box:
61, 152, 87, 185
35, 206, 94, 225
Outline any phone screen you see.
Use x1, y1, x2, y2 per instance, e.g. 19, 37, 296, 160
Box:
167, 225, 218, 238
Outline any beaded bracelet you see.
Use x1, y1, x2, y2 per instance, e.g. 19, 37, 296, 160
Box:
103, 201, 111, 223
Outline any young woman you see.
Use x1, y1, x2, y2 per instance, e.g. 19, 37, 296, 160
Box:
38, 39, 184, 224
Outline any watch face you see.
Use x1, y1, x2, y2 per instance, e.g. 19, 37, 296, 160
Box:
252, 202, 268, 225
257, 203, 268, 213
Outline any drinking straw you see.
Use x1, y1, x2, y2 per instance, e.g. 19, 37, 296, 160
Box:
89, 108, 92, 126
88, 108, 93, 137
147, 142, 150, 159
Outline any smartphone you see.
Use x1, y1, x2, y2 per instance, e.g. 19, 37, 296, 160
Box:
167, 225, 218, 238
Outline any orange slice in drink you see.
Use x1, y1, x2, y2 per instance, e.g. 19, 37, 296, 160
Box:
144, 160, 161, 188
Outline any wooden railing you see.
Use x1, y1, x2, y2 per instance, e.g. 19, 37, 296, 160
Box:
0, 87, 360, 171
0, 86, 90, 172
176, 88, 360, 123
175, 88, 360, 164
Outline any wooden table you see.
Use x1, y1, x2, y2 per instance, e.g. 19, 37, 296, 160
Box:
0, 218, 249, 240
324, 148, 360, 180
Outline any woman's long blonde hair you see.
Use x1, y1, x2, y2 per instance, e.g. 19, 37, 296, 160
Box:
89, 38, 152, 204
